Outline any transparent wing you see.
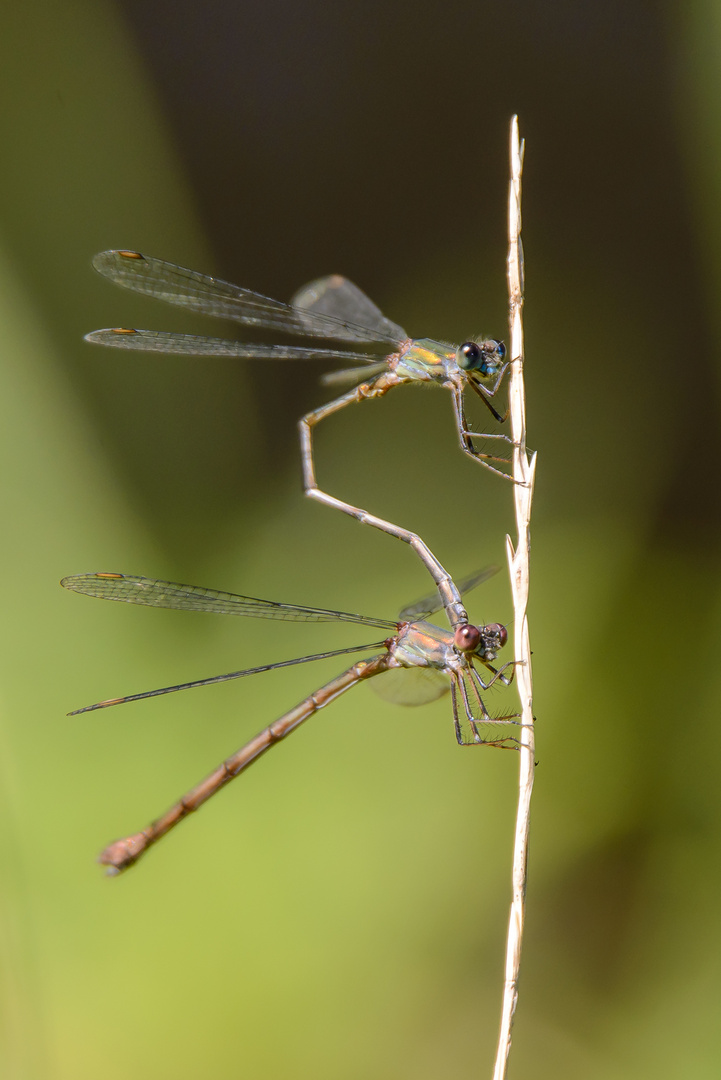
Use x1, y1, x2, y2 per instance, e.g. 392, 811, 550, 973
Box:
371, 666, 449, 706
61, 573, 397, 630
84, 327, 382, 364
91, 251, 405, 347
69, 641, 385, 715
398, 566, 501, 622
291, 275, 407, 343
320, 362, 388, 386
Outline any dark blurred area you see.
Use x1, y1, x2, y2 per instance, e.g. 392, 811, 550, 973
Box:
110, 0, 721, 545
1, 2, 720, 1078
4, 0, 717, 555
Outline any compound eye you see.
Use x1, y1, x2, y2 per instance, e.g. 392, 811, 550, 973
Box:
485, 623, 508, 648
457, 341, 482, 370
492, 340, 506, 360
454, 623, 482, 652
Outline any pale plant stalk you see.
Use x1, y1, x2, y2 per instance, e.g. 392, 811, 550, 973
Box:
492, 116, 536, 1080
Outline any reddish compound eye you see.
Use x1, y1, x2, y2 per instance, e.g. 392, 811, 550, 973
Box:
485, 623, 508, 648
454, 624, 482, 652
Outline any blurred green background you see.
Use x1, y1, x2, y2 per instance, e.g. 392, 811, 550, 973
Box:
1, 2, 720, 1077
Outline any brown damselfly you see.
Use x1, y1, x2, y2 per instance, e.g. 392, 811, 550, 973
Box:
63, 568, 518, 874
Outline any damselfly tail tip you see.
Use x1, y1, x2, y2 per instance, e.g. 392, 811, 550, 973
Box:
98, 832, 146, 875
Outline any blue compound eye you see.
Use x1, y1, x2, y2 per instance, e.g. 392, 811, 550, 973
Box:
457, 340, 507, 375
457, 341, 482, 370
479, 341, 507, 372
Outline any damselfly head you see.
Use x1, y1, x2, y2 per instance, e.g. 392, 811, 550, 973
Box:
455, 339, 506, 380
454, 621, 508, 661
484, 622, 508, 649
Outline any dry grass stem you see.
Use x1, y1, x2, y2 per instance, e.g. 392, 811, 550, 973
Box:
492, 116, 537, 1080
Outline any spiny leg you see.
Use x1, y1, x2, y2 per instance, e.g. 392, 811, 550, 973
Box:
467, 666, 519, 723
473, 658, 518, 691
466, 375, 511, 426
451, 386, 520, 483
299, 376, 469, 629
450, 680, 466, 746
458, 668, 487, 741
468, 665, 523, 729
457, 667, 524, 749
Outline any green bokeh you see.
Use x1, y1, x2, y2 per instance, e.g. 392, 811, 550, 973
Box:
1, 3, 720, 1079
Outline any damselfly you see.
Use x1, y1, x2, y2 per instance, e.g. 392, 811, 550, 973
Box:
85, 250, 512, 628
62, 568, 517, 873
